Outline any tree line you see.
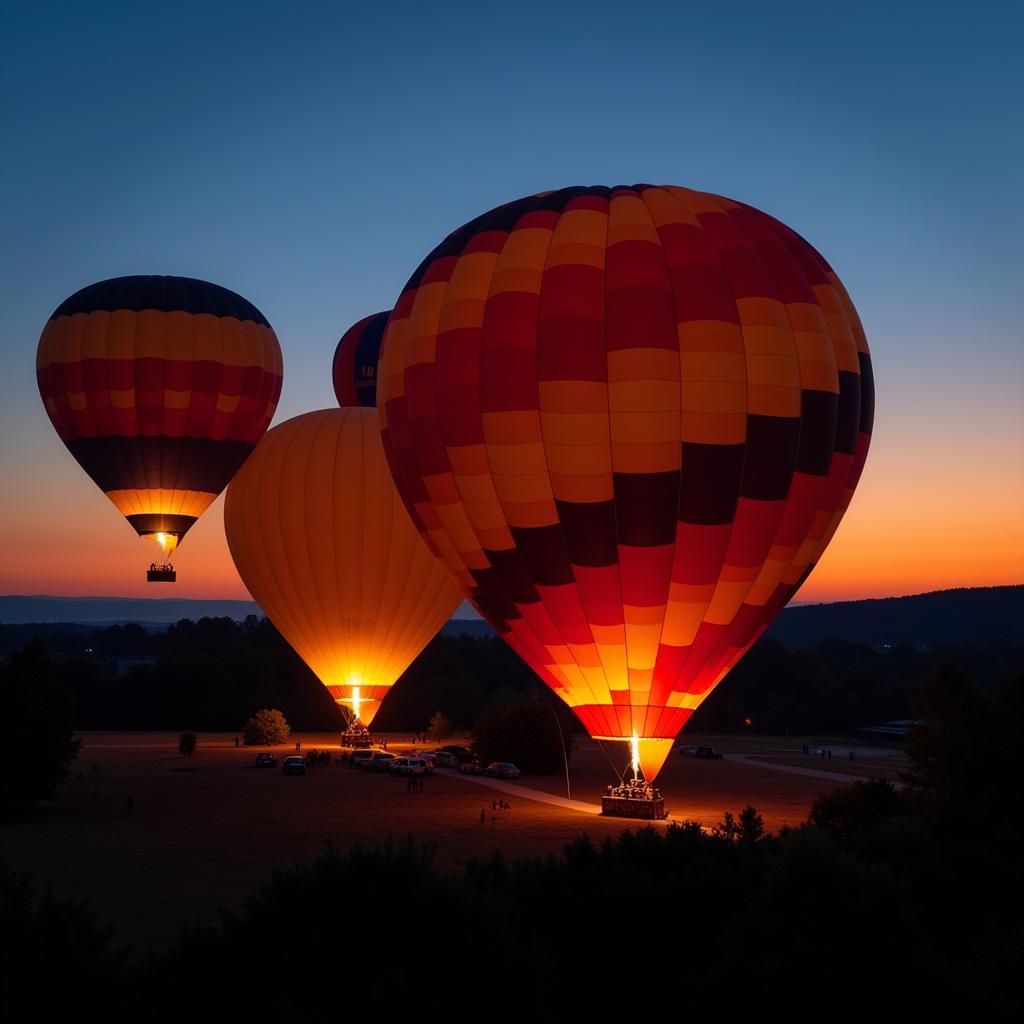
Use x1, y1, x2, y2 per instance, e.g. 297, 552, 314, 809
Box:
2, 615, 1020, 737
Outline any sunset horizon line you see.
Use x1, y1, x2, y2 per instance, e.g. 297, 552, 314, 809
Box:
4, 581, 1021, 612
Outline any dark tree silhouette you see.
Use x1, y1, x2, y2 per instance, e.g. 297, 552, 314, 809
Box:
471, 702, 573, 772
0, 643, 81, 811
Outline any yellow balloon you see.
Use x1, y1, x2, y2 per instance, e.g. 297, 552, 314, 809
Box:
224, 407, 462, 726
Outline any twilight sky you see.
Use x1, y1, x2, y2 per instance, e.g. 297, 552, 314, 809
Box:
1, 0, 1021, 604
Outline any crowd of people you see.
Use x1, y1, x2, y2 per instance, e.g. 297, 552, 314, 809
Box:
479, 797, 512, 827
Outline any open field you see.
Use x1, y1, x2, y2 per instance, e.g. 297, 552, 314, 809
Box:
0, 731, 907, 952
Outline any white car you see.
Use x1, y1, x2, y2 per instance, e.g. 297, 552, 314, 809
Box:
389, 757, 430, 776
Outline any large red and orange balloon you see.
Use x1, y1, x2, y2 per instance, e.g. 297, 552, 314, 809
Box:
379, 185, 873, 780
224, 407, 462, 727
332, 311, 389, 408
36, 275, 282, 577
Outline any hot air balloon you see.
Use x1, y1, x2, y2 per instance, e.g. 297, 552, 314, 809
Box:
36, 275, 283, 582
223, 407, 462, 729
332, 311, 389, 407
379, 185, 873, 787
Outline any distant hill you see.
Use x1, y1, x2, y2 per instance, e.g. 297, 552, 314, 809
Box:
0, 594, 488, 634
766, 586, 1023, 648
0, 595, 262, 625
2, 586, 1021, 647
440, 619, 494, 638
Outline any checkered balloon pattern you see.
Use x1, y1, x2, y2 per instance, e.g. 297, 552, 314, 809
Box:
378, 185, 873, 780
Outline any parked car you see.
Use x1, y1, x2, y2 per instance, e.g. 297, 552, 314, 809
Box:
282, 755, 306, 776
349, 748, 376, 768
436, 745, 474, 764
366, 751, 397, 772
457, 761, 484, 775
389, 757, 429, 776
433, 750, 460, 769
484, 762, 520, 779
255, 752, 277, 767
412, 750, 439, 766
680, 745, 723, 759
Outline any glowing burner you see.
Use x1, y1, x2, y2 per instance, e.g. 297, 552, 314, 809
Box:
601, 734, 668, 819
143, 532, 178, 583
337, 682, 374, 747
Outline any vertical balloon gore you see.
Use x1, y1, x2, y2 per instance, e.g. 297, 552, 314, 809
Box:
223, 408, 463, 729
379, 184, 874, 783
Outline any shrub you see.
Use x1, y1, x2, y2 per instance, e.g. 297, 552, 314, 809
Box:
426, 711, 453, 741
809, 777, 907, 839
243, 709, 290, 745
715, 805, 765, 845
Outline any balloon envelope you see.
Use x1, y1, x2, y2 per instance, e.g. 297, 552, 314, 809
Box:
224, 407, 463, 726
36, 275, 282, 565
332, 311, 389, 408
379, 185, 873, 780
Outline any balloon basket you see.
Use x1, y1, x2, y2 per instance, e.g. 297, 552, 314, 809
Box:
147, 563, 176, 583
601, 778, 667, 820
341, 726, 373, 748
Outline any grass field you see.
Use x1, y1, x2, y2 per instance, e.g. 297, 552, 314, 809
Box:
0, 731, 907, 952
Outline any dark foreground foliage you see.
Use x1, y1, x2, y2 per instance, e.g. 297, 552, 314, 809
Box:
0, 642, 81, 812
2, 665, 1022, 1020
0, 858, 124, 1018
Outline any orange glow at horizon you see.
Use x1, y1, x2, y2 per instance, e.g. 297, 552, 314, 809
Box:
2, 419, 1022, 606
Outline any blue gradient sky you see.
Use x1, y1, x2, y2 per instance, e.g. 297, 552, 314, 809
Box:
1, 0, 1021, 600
